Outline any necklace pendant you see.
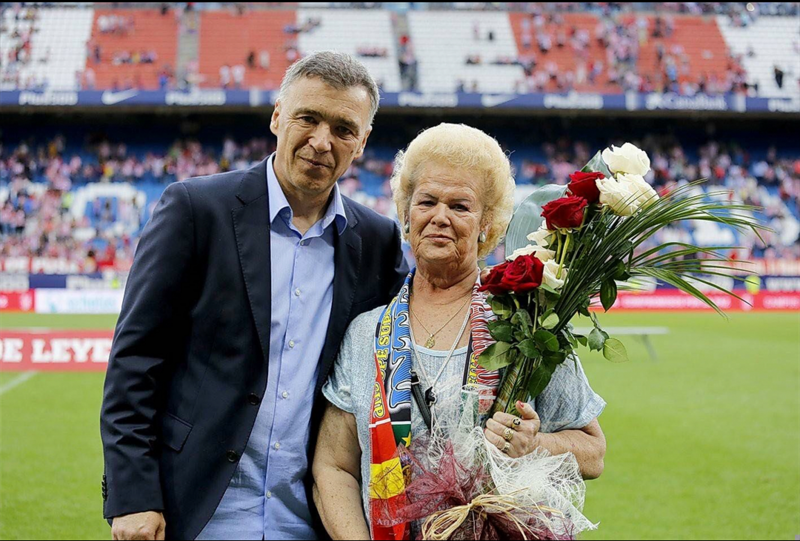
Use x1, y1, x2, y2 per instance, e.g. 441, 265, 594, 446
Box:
425, 335, 436, 349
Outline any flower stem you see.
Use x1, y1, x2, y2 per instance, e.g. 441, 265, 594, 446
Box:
557, 233, 571, 279
555, 231, 563, 262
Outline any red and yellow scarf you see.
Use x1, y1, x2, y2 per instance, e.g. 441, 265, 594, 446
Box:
368, 271, 500, 540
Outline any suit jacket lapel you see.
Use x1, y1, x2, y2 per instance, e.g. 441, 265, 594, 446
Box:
315, 201, 362, 394
232, 159, 272, 366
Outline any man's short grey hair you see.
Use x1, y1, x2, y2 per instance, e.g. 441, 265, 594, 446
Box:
278, 51, 380, 126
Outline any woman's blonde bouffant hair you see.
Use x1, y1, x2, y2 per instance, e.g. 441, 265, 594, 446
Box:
390, 123, 516, 259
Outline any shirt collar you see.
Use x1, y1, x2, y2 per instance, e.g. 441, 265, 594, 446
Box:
266, 154, 348, 236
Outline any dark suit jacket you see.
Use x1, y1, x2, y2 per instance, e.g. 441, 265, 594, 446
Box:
100, 158, 408, 539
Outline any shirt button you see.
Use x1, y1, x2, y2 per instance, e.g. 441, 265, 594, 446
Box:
294, 288, 301, 297
266, 491, 273, 499
288, 340, 295, 349
274, 442, 281, 450
300, 240, 308, 247
282, 391, 289, 399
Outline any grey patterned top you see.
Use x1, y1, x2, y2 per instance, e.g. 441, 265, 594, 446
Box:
322, 305, 606, 524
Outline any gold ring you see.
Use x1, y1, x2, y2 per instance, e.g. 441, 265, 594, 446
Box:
501, 442, 511, 454
511, 417, 522, 428
503, 427, 514, 442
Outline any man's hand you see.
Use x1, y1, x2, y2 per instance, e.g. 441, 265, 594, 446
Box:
111, 511, 165, 540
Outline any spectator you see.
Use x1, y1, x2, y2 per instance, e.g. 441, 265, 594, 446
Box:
232, 64, 245, 89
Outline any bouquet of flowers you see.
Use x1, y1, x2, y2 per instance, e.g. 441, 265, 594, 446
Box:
478, 142, 765, 417
372, 143, 766, 540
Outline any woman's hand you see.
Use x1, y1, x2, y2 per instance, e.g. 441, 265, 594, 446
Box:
484, 400, 542, 459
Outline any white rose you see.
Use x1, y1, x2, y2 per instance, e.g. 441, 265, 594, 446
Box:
542, 260, 567, 290
617, 173, 659, 208
596, 176, 640, 216
527, 225, 553, 246
508, 245, 556, 262
602, 143, 651, 176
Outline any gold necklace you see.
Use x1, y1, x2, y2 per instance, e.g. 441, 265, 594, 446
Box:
410, 294, 472, 349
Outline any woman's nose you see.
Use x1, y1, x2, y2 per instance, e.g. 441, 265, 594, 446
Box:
430, 204, 451, 226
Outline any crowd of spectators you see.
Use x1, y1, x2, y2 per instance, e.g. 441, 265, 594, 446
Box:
505, 5, 757, 96
2, 132, 798, 270
0, 6, 45, 90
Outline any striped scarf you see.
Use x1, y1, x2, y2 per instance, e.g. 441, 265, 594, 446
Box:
368, 270, 501, 540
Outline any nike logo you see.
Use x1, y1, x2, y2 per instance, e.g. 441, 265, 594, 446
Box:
101, 89, 139, 105
481, 94, 515, 108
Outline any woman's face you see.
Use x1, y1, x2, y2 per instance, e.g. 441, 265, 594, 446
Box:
408, 163, 486, 272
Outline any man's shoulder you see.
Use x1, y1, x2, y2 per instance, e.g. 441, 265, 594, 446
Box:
175, 160, 266, 210
179, 168, 248, 198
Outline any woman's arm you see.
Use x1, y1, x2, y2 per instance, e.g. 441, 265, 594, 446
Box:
312, 402, 370, 540
486, 402, 606, 480
536, 418, 606, 480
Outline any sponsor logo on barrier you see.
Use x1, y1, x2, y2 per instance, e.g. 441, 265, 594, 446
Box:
610, 291, 800, 311
0, 331, 114, 371
543, 92, 603, 110
35, 289, 123, 314
767, 99, 800, 113
0, 291, 35, 312
165, 89, 227, 106
481, 94, 516, 108
18, 91, 79, 106
397, 92, 458, 108
101, 89, 139, 105
65, 274, 126, 290
645, 92, 728, 111
0, 274, 30, 291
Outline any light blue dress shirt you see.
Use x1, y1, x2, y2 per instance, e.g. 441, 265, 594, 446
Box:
198, 156, 347, 540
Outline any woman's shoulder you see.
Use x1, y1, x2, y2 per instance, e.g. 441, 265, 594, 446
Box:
341, 305, 388, 355
348, 305, 387, 334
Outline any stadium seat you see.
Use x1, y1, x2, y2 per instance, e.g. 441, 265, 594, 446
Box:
717, 15, 800, 98
408, 11, 525, 93
295, 8, 402, 92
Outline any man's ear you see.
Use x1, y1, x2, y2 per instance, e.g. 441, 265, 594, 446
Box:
270, 100, 281, 136
354, 125, 372, 160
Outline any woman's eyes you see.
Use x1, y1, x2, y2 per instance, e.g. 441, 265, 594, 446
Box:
418, 201, 469, 211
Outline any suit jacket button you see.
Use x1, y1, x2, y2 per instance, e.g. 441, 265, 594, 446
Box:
248, 393, 261, 406
226, 450, 239, 463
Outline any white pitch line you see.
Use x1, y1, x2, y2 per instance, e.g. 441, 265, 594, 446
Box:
0, 372, 37, 397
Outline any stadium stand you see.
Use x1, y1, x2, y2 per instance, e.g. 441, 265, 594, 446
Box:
1, 7, 93, 90
2, 127, 798, 272
295, 8, 402, 92
88, 8, 178, 91
717, 15, 800, 98
198, 9, 296, 89
408, 10, 525, 93
2, 4, 798, 96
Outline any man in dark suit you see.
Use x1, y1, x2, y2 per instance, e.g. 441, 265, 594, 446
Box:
101, 52, 409, 540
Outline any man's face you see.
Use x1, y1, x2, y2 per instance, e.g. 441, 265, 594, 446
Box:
270, 76, 373, 199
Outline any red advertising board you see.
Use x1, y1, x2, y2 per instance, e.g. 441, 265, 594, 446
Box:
0, 291, 35, 312
609, 291, 800, 311
0, 330, 114, 372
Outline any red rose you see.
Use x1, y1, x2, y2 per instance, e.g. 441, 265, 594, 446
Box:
541, 195, 588, 230
478, 261, 511, 295
568, 171, 604, 204
500, 255, 544, 294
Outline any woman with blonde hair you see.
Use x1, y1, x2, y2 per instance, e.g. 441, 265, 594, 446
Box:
313, 123, 606, 540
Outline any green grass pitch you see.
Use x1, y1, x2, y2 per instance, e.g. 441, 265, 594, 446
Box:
0, 311, 798, 540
